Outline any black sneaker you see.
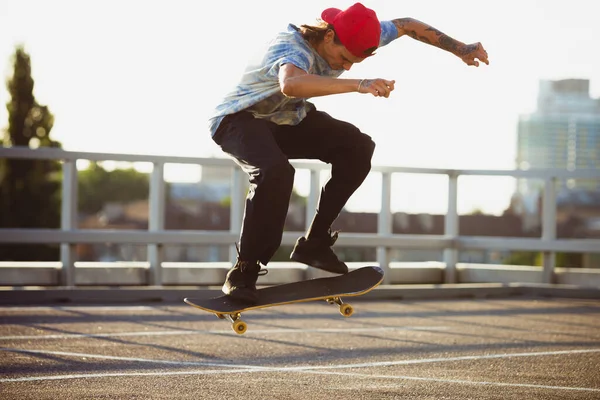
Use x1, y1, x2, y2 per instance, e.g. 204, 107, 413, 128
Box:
222, 260, 267, 304
290, 230, 348, 274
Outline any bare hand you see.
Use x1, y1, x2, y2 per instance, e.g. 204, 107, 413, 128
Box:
459, 42, 489, 67
358, 79, 396, 98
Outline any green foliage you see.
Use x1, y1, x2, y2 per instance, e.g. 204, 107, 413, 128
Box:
220, 196, 231, 207
553, 252, 583, 268
504, 251, 583, 268
504, 251, 540, 266
469, 208, 485, 215
78, 162, 150, 215
220, 187, 306, 208
0, 46, 62, 261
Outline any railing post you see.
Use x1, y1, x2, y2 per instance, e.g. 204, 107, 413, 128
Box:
60, 160, 78, 287
148, 162, 165, 286
305, 169, 320, 231
377, 171, 392, 283
229, 168, 246, 264
542, 177, 557, 283
444, 172, 459, 283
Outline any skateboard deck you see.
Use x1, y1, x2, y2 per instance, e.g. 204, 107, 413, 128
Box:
185, 266, 384, 334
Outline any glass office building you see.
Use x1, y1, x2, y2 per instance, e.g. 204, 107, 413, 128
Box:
517, 79, 600, 195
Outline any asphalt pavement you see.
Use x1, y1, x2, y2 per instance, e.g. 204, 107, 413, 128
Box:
1, 298, 599, 399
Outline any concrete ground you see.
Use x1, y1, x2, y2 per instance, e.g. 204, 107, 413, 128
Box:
1, 298, 599, 399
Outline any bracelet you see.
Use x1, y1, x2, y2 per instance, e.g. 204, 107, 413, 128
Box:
357, 79, 365, 92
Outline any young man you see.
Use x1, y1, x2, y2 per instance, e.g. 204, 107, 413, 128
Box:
208, 3, 489, 303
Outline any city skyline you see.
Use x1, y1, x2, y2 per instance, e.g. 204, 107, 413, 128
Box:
1, 0, 599, 215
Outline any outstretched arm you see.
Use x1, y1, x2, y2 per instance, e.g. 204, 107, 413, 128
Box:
279, 63, 395, 98
393, 18, 489, 67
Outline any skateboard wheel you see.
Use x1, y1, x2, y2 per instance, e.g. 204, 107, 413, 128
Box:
340, 304, 354, 317
215, 313, 226, 320
232, 320, 247, 335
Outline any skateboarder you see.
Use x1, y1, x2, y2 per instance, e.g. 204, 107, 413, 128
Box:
208, 2, 489, 303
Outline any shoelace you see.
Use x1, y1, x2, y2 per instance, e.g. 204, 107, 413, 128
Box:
238, 261, 269, 276
235, 243, 268, 276
329, 230, 340, 246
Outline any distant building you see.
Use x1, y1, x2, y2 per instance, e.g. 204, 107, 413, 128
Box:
201, 165, 232, 183
512, 78, 600, 237
169, 165, 250, 204
516, 79, 600, 200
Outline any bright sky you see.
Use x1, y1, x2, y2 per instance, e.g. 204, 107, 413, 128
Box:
1, 0, 599, 215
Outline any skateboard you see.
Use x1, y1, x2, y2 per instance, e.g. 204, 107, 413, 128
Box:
184, 266, 384, 334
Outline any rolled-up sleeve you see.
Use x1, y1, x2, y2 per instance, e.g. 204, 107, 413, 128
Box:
379, 20, 398, 48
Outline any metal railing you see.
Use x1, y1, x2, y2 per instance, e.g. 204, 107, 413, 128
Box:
1, 146, 599, 287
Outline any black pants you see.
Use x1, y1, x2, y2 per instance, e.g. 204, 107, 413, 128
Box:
212, 109, 375, 265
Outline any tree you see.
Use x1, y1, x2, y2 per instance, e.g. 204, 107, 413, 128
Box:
78, 162, 150, 215
0, 46, 62, 261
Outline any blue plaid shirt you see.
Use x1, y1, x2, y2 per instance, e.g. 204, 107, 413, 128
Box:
208, 21, 398, 136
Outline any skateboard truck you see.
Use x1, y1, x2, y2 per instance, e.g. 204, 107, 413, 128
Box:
326, 297, 354, 317
216, 312, 248, 335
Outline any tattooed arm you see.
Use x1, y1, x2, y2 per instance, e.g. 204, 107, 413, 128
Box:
392, 18, 489, 67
